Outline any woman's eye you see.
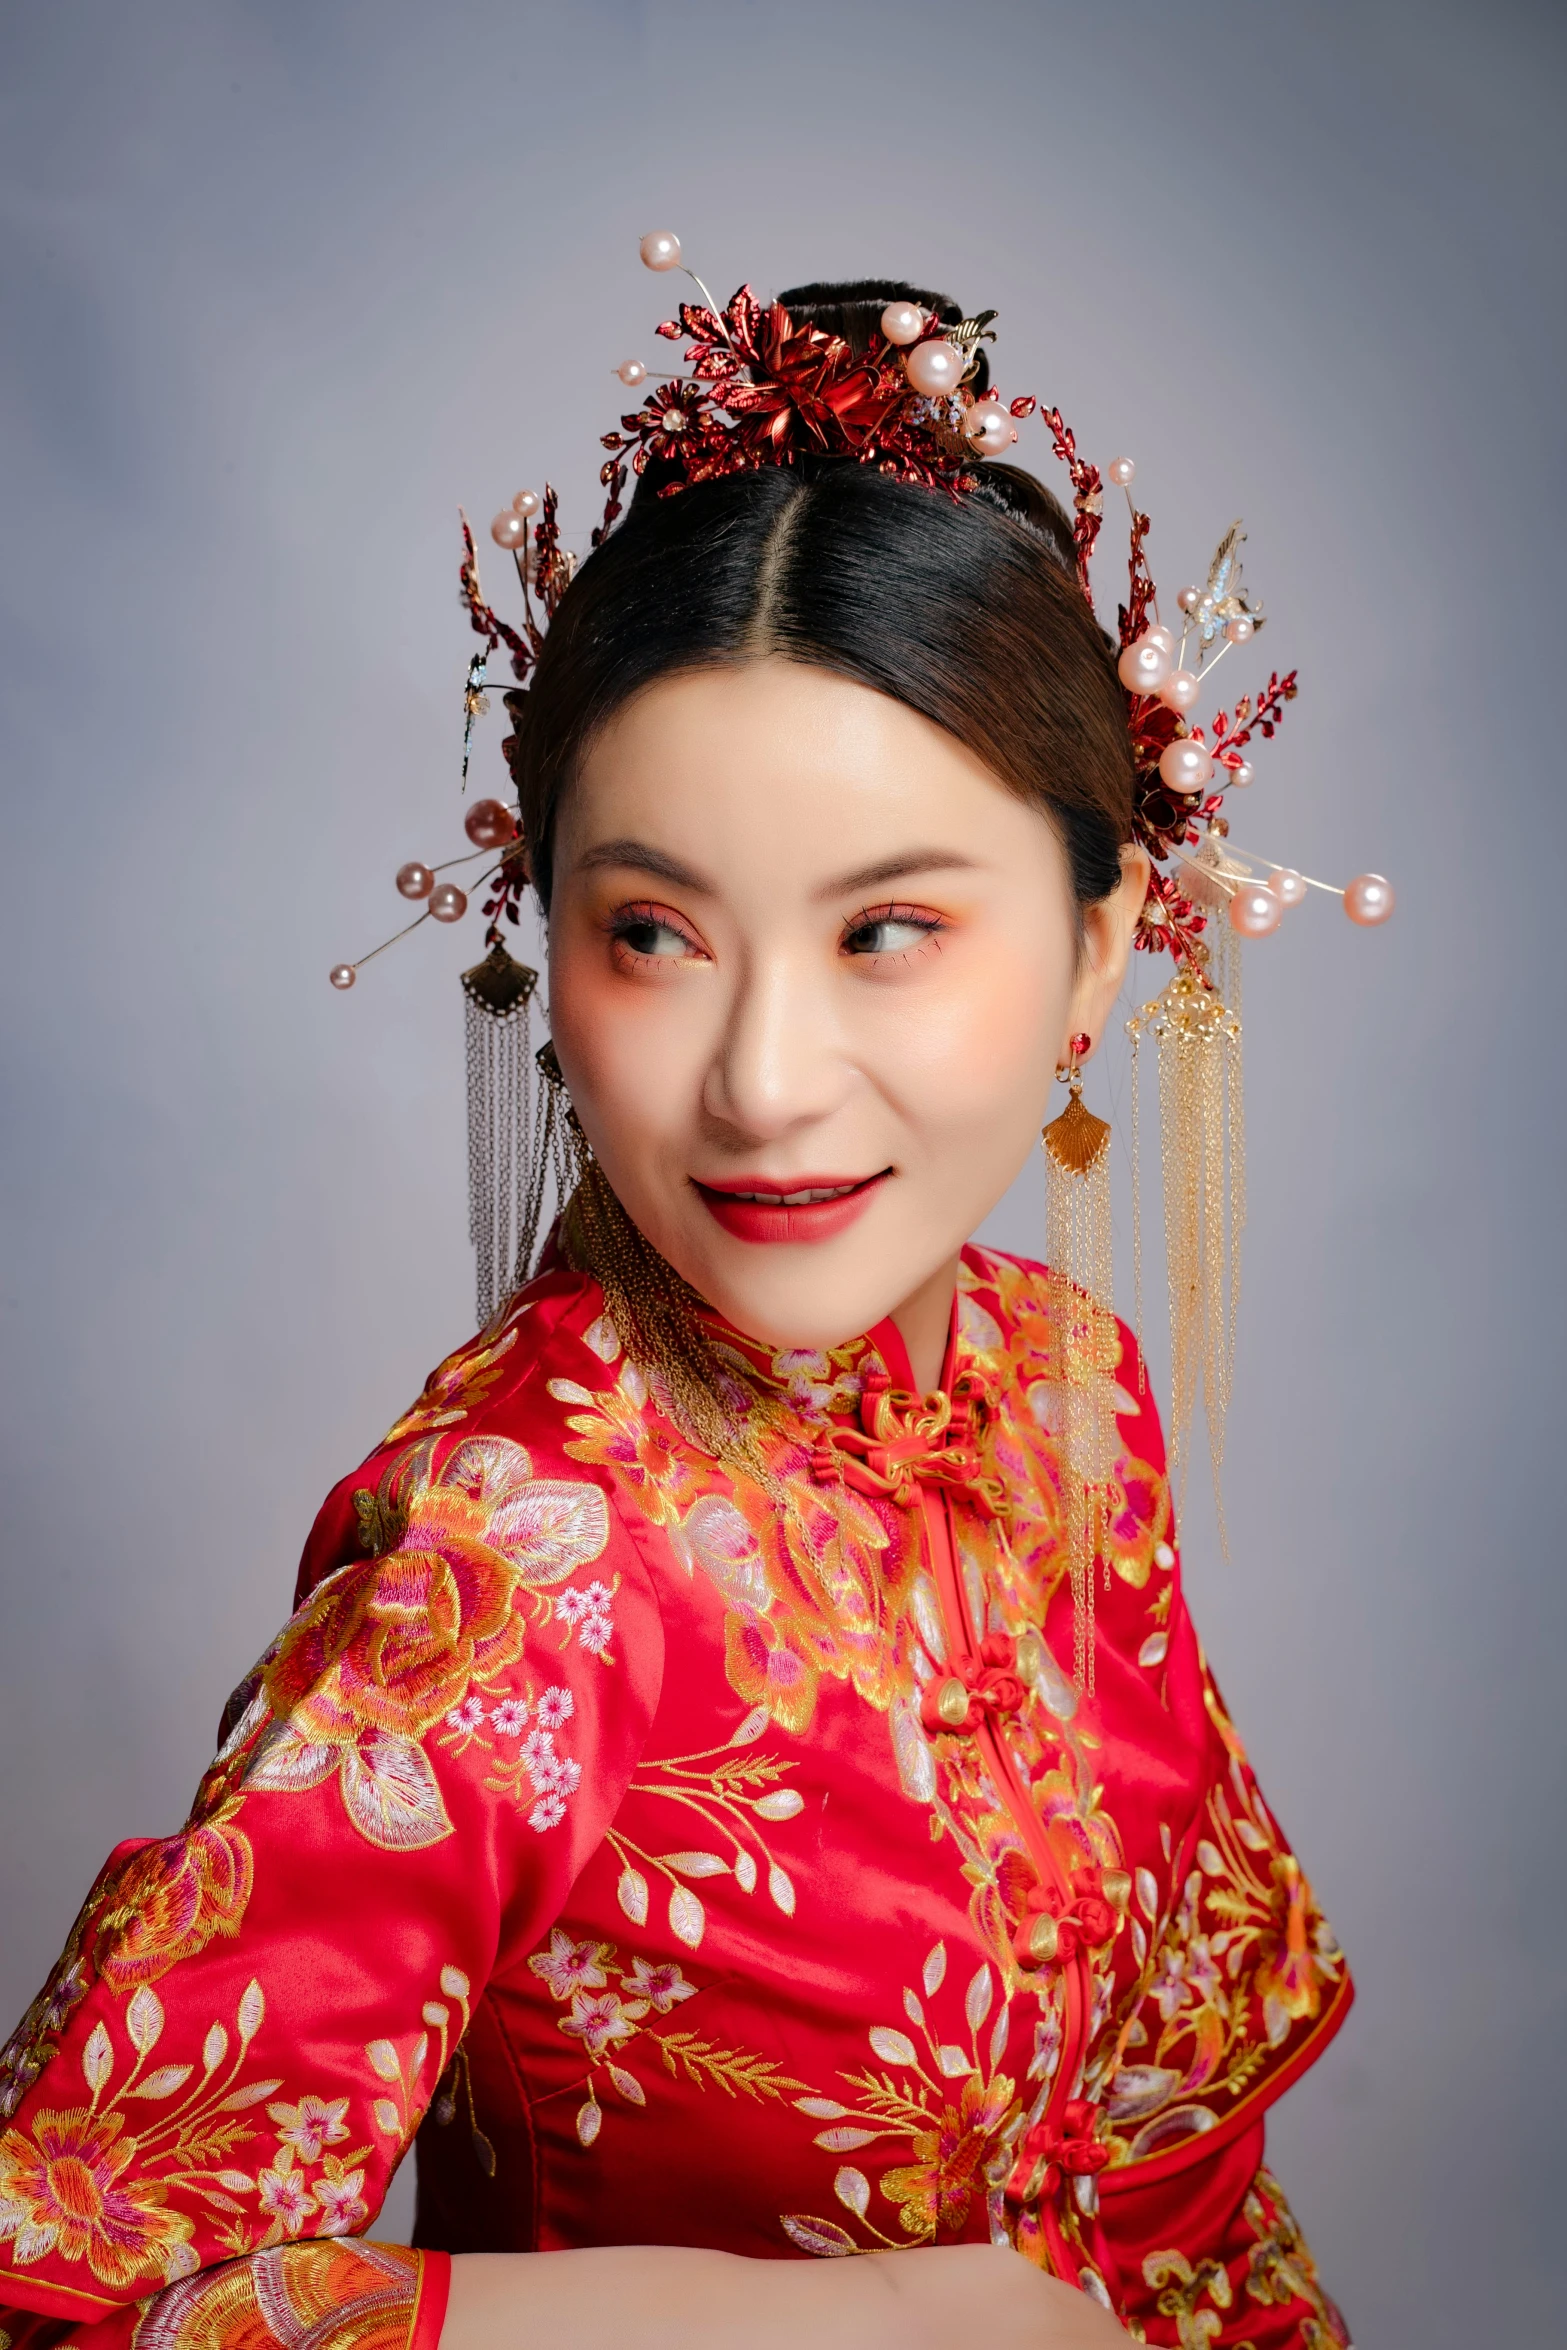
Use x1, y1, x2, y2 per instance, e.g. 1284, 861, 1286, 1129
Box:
610, 906, 702, 961
842, 909, 944, 958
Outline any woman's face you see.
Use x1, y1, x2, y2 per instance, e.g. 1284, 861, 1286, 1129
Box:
548, 659, 1147, 1371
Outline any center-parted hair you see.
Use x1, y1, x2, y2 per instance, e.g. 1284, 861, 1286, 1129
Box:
511, 281, 1135, 913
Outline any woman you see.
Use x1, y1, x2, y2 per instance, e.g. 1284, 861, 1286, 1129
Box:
0, 275, 1354, 2350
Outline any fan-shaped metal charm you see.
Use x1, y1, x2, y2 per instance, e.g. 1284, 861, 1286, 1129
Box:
1043, 1089, 1112, 1176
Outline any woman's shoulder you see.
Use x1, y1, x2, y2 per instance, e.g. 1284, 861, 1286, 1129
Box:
957, 1240, 1166, 1472
292, 1260, 627, 1610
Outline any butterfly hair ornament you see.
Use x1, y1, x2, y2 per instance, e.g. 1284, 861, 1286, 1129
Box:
330, 230, 1394, 1673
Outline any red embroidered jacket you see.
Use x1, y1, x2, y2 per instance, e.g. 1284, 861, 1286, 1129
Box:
0, 1248, 1352, 2350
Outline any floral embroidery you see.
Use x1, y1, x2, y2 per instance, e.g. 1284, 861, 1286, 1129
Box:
365, 1967, 472, 2156
0, 1977, 287, 2288
128, 2238, 424, 2350
91, 1807, 255, 1997
603, 1731, 805, 1952
526, 1930, 809, 2150
782, 1943, 1022, 2257
1142, 2245, 1234, 2348
0, 2105, 194, 2289
381, 1322, 523, 1446
245, 1434, 608, 1851
555, 1579, 617, 1658
1239, 2163, 1351, 2345
266, 2096, 349, 2164
1102, 1683, 1346, 2165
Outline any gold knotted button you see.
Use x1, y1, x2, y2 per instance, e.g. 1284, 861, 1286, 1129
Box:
1014, 1631, 1045, 1686
1024, 1911, 1060, 1964
1101, 1868, 1132, 1912
935, 1677, 971, 1729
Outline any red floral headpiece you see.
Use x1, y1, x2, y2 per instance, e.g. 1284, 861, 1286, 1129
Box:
330, 235, 1391, 994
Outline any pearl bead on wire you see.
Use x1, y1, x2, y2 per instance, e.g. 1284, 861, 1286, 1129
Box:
1107, 457, 1136, 486
1159, 739, 1214, 794
1117, 635, 1172, 693
429, 882, 468, 923
1267, 866, 1308, 908
963, 400, 1015, 457
616, 360, 647, 387
639, 230, 681, 271
905, 340, 964, 397
1176, 585, 1202, 613
880, 301, 925, 346
1158, 669, 1201, 714
1225, 759, 1255, 789
1344, 873, 1394, 925
512, 489, 541, 518
1230, 884, 1284, 938
396, 862, 435, 900
490, 510, 528, 550
464, 799, 518, 849
1144, 624, 1176, 656
1224, 615, 1255, 644
329, 964, 356, 990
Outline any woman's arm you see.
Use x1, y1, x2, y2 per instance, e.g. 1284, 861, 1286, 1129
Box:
0, 1426, 663, 2350
445, 2243, 1130, 2350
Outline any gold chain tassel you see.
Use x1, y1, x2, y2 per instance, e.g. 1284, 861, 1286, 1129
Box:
1126, 962, 1245, 1545
1041, 1042, 1119, 1691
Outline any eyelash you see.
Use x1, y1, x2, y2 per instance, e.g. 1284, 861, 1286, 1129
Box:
606, 901, 708, 968
840, 902, 949, 959
604, 898, 948, 970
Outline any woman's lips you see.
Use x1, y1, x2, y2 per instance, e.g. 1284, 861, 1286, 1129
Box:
692, 1170, 891, 1245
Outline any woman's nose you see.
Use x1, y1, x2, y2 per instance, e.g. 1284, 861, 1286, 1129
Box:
700, 953, 851, 1142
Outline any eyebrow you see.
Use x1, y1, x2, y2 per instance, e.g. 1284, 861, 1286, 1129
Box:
574, 839, 713, 890
572, 839, 981, 899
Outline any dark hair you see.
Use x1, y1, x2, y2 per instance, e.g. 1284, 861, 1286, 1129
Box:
511, 280, 1134, 914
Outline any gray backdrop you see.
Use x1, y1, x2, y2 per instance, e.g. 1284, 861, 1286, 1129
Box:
2, 4, 1561, 2342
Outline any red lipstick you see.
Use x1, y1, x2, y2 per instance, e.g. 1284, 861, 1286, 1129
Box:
692, 1171, 891, 1245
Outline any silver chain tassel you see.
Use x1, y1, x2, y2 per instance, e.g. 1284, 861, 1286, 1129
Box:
462, 945, 540, 1326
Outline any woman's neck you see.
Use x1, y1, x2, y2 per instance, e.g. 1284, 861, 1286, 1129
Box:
890, 1250, 963, 1393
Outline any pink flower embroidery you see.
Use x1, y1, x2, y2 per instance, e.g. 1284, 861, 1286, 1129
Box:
620, 1957, 697, 2013
266, 2094, 350, 2162
536, 1685, 575, 1731
529, 1794, 566, 1832
528, 1929, 612, 2001
312, 2168, 369, 2236
257, 2157, 311, 2237
489, 1698, 530, 1737
444, 1694, 486, 1735
559, 1990, 648, 2059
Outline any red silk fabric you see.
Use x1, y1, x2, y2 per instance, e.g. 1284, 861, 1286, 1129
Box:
0, 1247, 1350, 2347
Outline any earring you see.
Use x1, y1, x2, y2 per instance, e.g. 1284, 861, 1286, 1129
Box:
1041, 1033, 1119, 1691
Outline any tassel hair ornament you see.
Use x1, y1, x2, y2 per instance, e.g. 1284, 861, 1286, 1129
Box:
1041, 1032, 1120, 1691
462, 951, 592, 1326
1126, 950, 1244, 1546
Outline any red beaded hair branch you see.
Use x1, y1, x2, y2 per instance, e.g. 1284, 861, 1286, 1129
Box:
329, 230, 1393, 988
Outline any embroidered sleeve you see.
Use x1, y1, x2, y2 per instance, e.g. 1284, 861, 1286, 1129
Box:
0, 1426, 663, 2337
0, 2242, 447, 2350
1101, 2126, 1351, 2346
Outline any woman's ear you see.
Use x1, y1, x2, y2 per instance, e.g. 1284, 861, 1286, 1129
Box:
1065, 844, 1151, 1061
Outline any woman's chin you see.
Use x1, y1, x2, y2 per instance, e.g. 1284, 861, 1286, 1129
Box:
660, 1216, 933, 1359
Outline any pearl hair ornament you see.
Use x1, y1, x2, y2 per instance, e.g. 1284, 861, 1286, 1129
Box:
904, 339, 965, 397
332, 231, 1396, 991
